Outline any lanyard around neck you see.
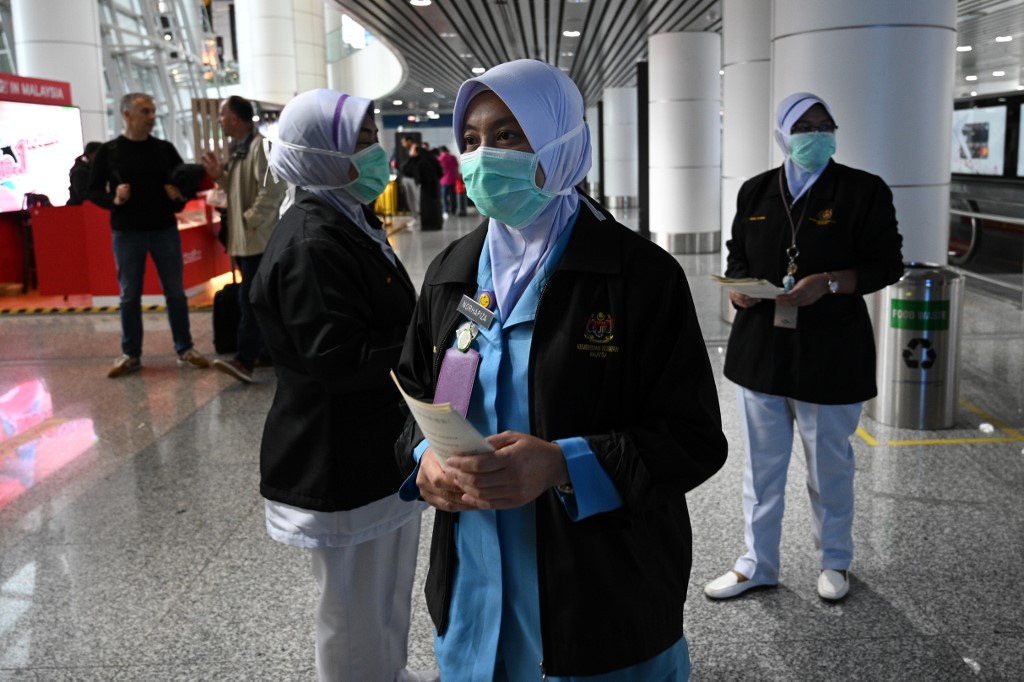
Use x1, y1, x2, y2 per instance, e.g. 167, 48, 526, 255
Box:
778, 169, 812, 291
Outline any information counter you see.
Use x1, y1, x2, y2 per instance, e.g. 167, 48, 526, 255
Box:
31, 200, 229, 306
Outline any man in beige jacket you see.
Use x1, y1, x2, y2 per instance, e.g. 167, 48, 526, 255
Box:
201, 96, 286, 383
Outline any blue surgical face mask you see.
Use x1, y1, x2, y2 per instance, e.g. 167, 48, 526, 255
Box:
460, 122, 584, 229
789, 132, 836, 172
267, 139, 390, 204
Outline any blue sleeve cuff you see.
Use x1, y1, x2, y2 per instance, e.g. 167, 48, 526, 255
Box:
554, 436, 623, 521
398, 439, 430, 501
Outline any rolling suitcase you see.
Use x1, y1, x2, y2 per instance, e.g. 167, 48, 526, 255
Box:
213, 269, 240, 355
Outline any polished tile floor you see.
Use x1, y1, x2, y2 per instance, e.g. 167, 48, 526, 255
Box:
0, 210, 1022, 681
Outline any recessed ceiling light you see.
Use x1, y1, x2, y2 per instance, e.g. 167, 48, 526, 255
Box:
966, 75, 978, 81
426, 110, 435, 116
439, 32, 456, 38
957, 45, 972, 52
460, 53, 473, 59
995, 35, 1013, 42
971, 91, 978, 96
373, 108, 380, 114
560, 51, 574, 57
719, 69, 725, 75
1018, 85, 1024, 90
563, 30, 581, 38
393, 99, 403, 105
410, 0, 431, 6
994, 70, 1006, 76
472, 66, 486, 74
423, 87, 435, 93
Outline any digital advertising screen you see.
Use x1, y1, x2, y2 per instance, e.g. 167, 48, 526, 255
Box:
951, 105, 1006, 176
0, 101, 85, 212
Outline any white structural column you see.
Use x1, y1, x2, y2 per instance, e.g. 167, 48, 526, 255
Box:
236, 0, 297, 107
11, 0, 106, 143
585, 105, 601, 198
772, 0, 956, 264
722, 0, 771, 268
649, 32, 721, 253
294, 0, 327, 93
602, 87, 638, 207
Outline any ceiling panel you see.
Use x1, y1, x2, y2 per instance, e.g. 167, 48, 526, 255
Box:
329, 0, 1024, 115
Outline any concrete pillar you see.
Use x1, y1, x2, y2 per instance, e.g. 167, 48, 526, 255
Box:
772, 0, 956, 264
236, 0, 297, 107
294, 0, 327, 93
11, 0, 107, 142
602, 87, 638, 207
648, 32, 721, 253
722, 0, 771, 272
586, 104, 602, 199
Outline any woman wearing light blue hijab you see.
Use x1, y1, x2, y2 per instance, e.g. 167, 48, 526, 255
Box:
250, 90, 434, 682
394, 60, 727, 679
705, 93, 903, 603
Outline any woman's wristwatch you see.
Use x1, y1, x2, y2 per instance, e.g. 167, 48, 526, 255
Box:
825, 272, 839, 294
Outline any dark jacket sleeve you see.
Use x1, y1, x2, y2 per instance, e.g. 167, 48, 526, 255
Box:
851, 175, 904, 294
582, 253, 727, 510
724, 181, 752, 279
270, 234, 407, 395
162, 141, 188, 213
86, 144, 116, 210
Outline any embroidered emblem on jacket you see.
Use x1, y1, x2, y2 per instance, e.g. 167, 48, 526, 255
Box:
748, 215, 766, 221
584, 312, 615, 343
578, 312, 620, 358
811, 208, 835, 225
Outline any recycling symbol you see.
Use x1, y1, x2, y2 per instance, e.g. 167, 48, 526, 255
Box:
902, 338, 937, 369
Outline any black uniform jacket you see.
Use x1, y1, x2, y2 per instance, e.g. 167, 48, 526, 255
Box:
725, 161, 904, 405
252, 190, 417, 511
394, 199, 728, 676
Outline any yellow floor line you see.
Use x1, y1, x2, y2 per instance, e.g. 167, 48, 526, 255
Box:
856, 426, 879, 446
888, 436, 1023, 446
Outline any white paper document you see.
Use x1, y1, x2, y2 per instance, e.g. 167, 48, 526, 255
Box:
710, 274, 785, 299
390, 370, 494, 465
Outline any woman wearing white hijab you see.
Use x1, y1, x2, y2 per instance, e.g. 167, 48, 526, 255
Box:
394, 60, 727, 679
705, 93, 903, 602
249, 90, 434, 682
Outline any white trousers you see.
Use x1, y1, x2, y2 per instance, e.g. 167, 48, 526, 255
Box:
733, 387, 862, 584
309, 514, 421, 682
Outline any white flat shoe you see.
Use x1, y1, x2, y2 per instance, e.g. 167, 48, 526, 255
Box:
818, 569, 850, 601
704, 570, 767, 599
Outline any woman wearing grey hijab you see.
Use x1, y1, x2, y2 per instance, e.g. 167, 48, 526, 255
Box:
250, 89, 435, 682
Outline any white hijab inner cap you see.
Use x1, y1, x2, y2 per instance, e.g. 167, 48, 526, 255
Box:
773, 92, 836, 203
452, 59, 592, 318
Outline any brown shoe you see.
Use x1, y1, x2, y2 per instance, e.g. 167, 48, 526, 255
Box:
108, 354, 141, 378
212, 358, 254, 384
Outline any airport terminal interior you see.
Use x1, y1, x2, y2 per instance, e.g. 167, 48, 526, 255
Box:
2, 0, 1024, 680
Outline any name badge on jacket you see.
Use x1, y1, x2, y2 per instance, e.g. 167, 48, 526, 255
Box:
774, 302, 797, 329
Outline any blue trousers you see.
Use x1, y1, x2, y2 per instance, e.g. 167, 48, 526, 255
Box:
733, 387, 862, 584
111, 228, 193, 357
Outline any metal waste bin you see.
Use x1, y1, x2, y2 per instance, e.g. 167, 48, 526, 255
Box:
866, 263, 964, 429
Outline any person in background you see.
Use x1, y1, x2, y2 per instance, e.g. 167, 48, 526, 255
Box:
399, 135, 421, 228
87, 92, 210, 378
437, 145, 459, 216
704, 92, 904, 603
454, 172, 468, 216
250, 89, 435, 682
402, 140, 443, 231
67, 141, 101, 205
394, 59, 727, 680
201, 95, 286, 384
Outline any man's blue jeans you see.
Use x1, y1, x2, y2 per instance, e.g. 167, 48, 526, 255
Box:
111, 228, 194, 357
235, 253, 264, 370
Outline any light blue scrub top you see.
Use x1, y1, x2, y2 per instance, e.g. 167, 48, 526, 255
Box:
402, 211, 690, 681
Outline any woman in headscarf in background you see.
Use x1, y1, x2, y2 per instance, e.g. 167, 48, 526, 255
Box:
704, 93, 903, 603
249, 89, 435, 682
393, 59, 727, 680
